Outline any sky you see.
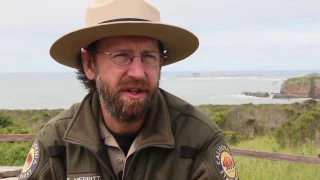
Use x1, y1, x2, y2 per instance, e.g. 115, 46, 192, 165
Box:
0, 0, 319, 73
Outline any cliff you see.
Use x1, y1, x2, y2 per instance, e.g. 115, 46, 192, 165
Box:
274, 74, 320, 99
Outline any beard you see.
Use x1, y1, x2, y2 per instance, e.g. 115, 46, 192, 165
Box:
95, 73, 158, 124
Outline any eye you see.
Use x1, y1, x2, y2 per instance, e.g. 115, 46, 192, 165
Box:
142, 53, 161, 66
111, 52, 131, 65
144, 54, 157, 59
112, 52, 130, 58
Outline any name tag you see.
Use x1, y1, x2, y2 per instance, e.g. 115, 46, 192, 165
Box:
67, 172, 101, 180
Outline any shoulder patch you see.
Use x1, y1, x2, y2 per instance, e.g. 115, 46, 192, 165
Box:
214, 143, 239, 180
19, 140, 41, 180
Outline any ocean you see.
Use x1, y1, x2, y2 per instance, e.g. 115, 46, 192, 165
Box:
0, 70, 318, 109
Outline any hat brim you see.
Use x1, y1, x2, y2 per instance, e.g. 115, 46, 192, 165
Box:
49, 21, 199, 69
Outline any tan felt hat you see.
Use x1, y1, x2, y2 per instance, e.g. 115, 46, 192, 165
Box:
50, 0, 199, 68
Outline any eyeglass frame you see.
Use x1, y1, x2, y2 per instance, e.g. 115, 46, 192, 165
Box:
82, 48, 168, 67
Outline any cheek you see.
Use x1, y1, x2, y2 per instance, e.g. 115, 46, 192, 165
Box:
98, 64, 127, 84
146, 69, 161, 86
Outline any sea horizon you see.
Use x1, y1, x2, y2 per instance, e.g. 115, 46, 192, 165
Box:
1, 69, 319, 110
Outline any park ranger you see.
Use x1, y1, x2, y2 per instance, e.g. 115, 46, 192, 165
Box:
19, 0, 239, 179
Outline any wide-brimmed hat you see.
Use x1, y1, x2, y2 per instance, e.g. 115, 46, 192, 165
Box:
50, 0, 199, 68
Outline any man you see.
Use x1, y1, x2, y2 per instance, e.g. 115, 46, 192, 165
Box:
20, 0, 239, 180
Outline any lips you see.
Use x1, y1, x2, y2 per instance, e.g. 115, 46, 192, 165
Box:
121, 86, 148, 99
124, 88, 145, 94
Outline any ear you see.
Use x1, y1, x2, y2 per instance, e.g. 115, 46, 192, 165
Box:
81, 48, 96, 80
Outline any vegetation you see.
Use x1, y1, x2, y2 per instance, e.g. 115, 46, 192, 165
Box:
283, 76, 313, 85
0, 109, 63, 134
233, 136, 320, 180
0, 142, 32, 166
0, 109, 63, 165
1, 101, 320, 179
197, 99, 320, 147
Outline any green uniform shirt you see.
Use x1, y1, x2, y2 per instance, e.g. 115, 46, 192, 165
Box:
19, 88, 239, 180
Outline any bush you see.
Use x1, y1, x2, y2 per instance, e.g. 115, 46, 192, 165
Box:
279, 106, 295, 115
254, 124, 266, 136
0, 142, 33, 166
223, 130, 240, 145
31, 115, 41, 121
212, 111, 227, 125
303, 99, 317, 106
274, 108, 320, 147
246, 118, 256, 126
0, 114, 13, 128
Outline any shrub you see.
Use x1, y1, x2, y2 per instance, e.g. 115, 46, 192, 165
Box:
223, 130, 240, 145
212, 111, 227, 125
0, 142, 32, 166
0, 114, 13, 128
303, 99, 317, 106
31, 115, 41, 121
279, 106, 295, 115
284, 77, 312, 85
254, 124, 266, 136
246, 118, 256, 126
274, 108, 320, 147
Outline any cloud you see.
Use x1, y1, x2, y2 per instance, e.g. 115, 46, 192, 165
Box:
199, 29, 320, 47
0, 0, 90, 28
0, 0, 319, 72
150, 0, 320, 29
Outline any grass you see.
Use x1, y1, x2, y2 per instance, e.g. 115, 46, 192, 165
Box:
1, 103, 320, 180
230, 136, 320, 180
284, 76, 313, 85
234, 157, 320, 180
0, 142, 32, 166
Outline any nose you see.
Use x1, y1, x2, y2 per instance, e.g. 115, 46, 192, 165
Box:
126, 56, 146, 79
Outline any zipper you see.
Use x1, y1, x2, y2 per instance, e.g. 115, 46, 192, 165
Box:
64, 139, 117, 180
123, 144, 175, 180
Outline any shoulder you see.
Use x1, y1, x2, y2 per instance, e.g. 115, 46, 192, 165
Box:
19, 103, 81, 179
159, 88, 223, 138
37, 103, 81, 143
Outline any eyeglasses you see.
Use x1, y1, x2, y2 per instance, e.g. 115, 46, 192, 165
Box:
88, 50, 168, 67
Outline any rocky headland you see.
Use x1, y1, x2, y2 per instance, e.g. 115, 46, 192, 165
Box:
273, 73, 320, 99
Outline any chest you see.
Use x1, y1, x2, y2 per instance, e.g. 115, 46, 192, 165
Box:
63, 144, 192, 180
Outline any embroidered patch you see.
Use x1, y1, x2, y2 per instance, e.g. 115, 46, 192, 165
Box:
19, 140, 40, 180
214, 143, 239, 180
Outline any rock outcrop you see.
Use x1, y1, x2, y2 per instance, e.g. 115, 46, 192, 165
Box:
273, 73, 320, 99
242, 91, 270, 98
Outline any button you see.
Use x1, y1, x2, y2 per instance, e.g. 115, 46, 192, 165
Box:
117, 157, 123, 164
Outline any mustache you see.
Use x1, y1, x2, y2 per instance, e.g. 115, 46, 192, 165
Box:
117, 79, 151, 92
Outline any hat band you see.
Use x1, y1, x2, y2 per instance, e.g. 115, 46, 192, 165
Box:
99, 18, 150, 24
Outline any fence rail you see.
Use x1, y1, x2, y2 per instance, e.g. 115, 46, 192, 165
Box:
0, 134, 37, 142
231, 148, 320, 166
1, 134, 320, 166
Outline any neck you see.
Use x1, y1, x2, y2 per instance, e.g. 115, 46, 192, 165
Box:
100, 102, 145, 135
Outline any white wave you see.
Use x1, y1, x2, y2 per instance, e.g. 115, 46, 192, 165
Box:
177, 76, 287, 81
225, 94, 271, 99
209, 96, 224, 99
209, 94, 260, 99
179, 77, 213, 80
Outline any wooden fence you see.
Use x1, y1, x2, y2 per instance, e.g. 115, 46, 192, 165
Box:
1, 134, 320, 178
1, 134, 320, 166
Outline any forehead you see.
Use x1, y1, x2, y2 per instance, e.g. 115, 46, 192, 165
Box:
98, 36, 159, 50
